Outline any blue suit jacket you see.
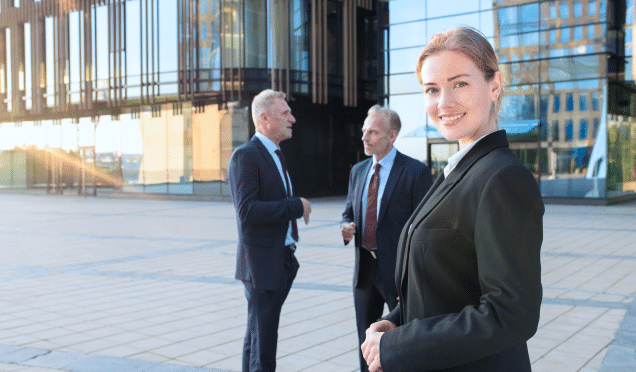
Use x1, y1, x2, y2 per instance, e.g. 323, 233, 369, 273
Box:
228, 136, 304, 290
342, 150, 433, 300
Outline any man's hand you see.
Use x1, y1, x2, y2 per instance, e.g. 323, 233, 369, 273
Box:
341, 222, 356, 244
300, 198, 311, 224
361, 320, 397, 372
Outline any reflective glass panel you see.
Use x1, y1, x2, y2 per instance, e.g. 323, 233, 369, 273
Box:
389, 0, 426, 24
580, 119, 589, 139
574, 25, 583, 41
560, 1, 569, 18
390, 21, 425, 50
607, 117, 636, 198
580, 93, 588, 111
561, 27, 570, 43
389, 47, 422, 75
388, 72, 421, 95
427, 0, 480, 18
574, 1, 583, 17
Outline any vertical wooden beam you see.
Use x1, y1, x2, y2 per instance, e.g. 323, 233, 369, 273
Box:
0, 28, 7, 112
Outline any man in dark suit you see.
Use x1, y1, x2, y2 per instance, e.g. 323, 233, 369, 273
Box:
228, 89, 311, 372
341, 104, 433, 372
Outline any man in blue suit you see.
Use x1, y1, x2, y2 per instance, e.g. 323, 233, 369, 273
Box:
228, 89, 311, 372
341, 105, 433, 372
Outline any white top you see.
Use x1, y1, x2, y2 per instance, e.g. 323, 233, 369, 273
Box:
443, 133, 490, 178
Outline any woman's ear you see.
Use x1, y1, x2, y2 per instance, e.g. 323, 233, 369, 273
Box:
490, 71, 503, 101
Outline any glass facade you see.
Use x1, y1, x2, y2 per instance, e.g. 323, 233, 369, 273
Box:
0, 0, 379, 197
389, 0, 636, 203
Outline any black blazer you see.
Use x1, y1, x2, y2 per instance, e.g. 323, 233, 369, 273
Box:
342, 150, 433, 299
381, 131, 544, 372
228, 136, 304, 290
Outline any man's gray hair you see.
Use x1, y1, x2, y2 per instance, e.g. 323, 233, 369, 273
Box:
367, 104, 401, 134
252, 89, 287, 124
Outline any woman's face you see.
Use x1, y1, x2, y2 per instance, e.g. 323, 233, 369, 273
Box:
419, 50, 502, 149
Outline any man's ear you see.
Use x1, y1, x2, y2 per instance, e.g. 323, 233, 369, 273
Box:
389, 130, 398, 142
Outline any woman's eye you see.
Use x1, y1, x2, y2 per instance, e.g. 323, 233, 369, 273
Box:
455, 81, 468, 88
425, 87, 438, 94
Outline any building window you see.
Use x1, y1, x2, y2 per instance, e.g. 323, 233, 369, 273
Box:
200, 0, 207, 14
566, 93, 574, 111
588, 24, 595, 39
554, 95, 561, 113
593, 118, 600, 135
540, 94, 549, 122
550, 3, 557, 19
560, 1, 569, 18
592, 92, 600, 110
552, 120, 560, 141
201, 23, 208, 41
574, 25, 583, 40
588, 1, 596, 15
565, 120, 574, 140
580, 119, 588, 139
550, 28, 557, 44
561, 27, 570, 43
580, 93, 588, 111
574, 1, 583, 17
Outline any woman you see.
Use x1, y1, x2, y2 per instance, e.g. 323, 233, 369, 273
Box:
361, 27, 544, 372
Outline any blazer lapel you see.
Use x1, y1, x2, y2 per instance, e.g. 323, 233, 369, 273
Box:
398, 130, 510, 289
253, 136, 287, 198
407, 130, 509, 232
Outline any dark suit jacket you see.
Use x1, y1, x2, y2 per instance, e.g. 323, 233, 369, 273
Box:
342, 150, 433, 299
228, 136, 304, 291
381, 131, 544, 372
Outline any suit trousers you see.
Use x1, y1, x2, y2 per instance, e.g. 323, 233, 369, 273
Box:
242, 246, 298, 372
354, 248, 398, 372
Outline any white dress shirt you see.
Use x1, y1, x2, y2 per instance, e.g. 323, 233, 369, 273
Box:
362, 146, 397, 235
444, 133, 490, 178
255, 132, 297, 245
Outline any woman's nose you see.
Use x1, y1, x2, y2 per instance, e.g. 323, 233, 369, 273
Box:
439, 90, 454, 107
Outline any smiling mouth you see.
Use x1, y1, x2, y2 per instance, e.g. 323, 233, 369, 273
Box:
440, 113, 466, 124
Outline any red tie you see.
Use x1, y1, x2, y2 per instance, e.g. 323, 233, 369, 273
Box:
275, 149, 299, 242
362, 163, 380, 251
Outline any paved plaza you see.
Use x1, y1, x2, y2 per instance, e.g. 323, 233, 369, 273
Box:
0, 192, 635, 371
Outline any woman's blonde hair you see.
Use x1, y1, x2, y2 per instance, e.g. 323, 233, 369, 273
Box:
416, 26, 503, 116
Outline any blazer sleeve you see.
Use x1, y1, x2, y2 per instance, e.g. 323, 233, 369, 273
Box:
380, 164, 544, 371
341, 166, 357, 226
411, 164, 434, 211
383, 302, 402, 325
229, 147, 304, 226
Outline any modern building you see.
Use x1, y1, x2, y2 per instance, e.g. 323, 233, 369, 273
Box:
0, 0, 384, 197
3, 0, 636, 204
388, 0, 636, 204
